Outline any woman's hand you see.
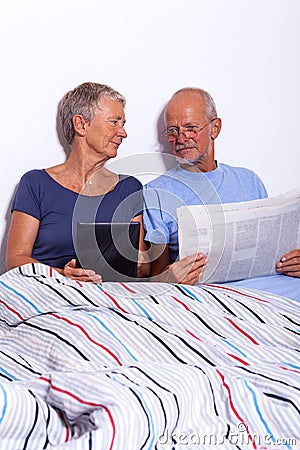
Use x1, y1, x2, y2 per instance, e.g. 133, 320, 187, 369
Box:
276, 249, 300, 277
62, 259, 102, 283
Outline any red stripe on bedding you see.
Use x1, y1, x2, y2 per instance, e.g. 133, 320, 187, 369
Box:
171, 296, 191, 310
51, 313, 122, 365
216, 370, 257, 449
103, 291, 128, 313
119, 283, 136, 293
0, 299, 24, 321
40, 376, 115, 449
224, 317, 259, 345
279, 366, 300, 375
206, 284, 270, 303
227, 353, 250, 365
58, 410, 70, 442
185, 329, 203, 341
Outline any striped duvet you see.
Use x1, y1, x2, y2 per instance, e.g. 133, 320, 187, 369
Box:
0, 263, 299, 450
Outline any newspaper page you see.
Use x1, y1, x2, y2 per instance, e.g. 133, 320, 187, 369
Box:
177, 189, 300, 283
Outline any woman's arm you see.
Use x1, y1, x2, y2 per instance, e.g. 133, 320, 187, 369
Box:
6, 210, 40, 270
6, 211, 102, 283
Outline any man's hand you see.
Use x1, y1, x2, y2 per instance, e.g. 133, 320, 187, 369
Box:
153, 253, 207, 284
62, 259, 102, 283
276, 249, 300, 278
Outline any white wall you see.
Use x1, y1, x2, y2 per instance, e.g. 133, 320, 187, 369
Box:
0, 0, 299, 272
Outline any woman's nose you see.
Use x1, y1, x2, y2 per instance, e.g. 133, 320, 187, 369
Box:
118, 125, 127, 139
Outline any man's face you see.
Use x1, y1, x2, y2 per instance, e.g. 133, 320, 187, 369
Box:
165, 92, 214, 164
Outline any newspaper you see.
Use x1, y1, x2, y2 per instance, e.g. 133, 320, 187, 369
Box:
177, 189, 300, 283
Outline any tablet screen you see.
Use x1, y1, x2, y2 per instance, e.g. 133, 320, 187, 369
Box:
76, 222, 140, 282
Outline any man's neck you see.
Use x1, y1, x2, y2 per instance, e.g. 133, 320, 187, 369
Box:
180, 159, 217, 173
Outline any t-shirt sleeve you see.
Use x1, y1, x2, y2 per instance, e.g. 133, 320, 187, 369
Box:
130, 177, 144, 218
254, 173, 268, 198
11, 172, 41, 220
111, 175, 144, 220
143, 185, 170, 244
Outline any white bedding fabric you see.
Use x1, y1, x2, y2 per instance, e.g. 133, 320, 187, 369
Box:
0, 264, 299, 450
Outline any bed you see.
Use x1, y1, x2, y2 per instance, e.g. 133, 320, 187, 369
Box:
0, 263, 299, 450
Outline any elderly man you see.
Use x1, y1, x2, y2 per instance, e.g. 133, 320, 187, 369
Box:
143, 87, 300, 299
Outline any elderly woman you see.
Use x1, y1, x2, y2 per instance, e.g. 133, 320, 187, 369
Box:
6, 82, 151, 282
6, 82, 205, 284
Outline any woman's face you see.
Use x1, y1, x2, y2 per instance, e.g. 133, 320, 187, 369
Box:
85, 95, 127, 160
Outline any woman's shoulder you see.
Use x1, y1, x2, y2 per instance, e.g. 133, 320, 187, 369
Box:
20, 168, 45, 178
18, 169, 48, 185
119, 174, 143, 189
19, 169, 69, 194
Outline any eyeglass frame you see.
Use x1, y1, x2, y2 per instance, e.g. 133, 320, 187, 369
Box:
163, 118, 218, 142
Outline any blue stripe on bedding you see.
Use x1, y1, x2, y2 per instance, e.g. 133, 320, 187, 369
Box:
0, 384, 7, 423
244, 380, 277, 447
0, 263, 299, 450
0, 280, 43, 313
83, 311, 138, 361
220, 338, 247, 358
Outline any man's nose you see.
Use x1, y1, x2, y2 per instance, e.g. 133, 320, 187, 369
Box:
176, 130, 189, 144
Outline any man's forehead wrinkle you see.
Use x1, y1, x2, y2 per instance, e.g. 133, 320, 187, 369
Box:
166, 105, 206, 126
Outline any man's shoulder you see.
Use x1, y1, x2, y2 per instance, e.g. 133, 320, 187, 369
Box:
218, 162, 267, 198
145, 166, 183, 189
219, 162, 257, 175
219, 163, 264, 181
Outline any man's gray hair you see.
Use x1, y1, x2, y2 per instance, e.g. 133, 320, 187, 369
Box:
169, 87, 217, 120
58, 82, 126, 144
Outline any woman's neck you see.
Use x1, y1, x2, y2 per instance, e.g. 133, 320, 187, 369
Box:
46, 150, 118, 195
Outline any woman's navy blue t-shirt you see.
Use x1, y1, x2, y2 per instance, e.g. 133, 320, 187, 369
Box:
11, 169, 143, 269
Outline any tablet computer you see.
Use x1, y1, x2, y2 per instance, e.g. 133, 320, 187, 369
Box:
76, 222, 140, 282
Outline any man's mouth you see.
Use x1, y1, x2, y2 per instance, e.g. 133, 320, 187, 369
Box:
175, 144, 197, 153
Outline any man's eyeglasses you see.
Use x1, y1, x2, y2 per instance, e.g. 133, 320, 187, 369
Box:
164, 118, 217, 142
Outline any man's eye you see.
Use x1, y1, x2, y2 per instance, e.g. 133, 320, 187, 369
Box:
110, 120, 118, 126
167, 128, 178, 134
185, 125, 198, 131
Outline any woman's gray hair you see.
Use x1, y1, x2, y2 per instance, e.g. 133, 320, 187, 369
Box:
58, 82, 126, 144
168, 87, 218, 120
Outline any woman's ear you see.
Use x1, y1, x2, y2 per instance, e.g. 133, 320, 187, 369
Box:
211, 118, 222, 140
72, 114, 87, 137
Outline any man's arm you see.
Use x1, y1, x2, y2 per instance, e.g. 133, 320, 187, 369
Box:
131, 214, 151, 278
149, 244, 170, 277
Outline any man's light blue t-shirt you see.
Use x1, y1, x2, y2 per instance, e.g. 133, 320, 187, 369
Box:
143, 162, 268, 263
143, 162, 300, 302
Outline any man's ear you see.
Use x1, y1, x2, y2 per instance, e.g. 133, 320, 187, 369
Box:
211, 118, 222, 140
72, 114, 87, 136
